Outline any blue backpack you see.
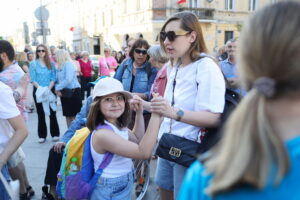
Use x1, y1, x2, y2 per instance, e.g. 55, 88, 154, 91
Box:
56, 124, 114, 200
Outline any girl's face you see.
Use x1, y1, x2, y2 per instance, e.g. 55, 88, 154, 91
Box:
162, 20, 194, 59
133, 46, 148, 67
37, 46, 46, 59
100, 93, 125, 122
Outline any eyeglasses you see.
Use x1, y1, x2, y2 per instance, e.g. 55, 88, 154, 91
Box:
102, 95, 125, 104
160, 30, 190, 42
37, 49, 45, 53
134, 48, 147, 55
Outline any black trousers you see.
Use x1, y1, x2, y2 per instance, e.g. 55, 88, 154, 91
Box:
33, 87, 60, 139
44, 147, 63, 185
80, 76, 92, 100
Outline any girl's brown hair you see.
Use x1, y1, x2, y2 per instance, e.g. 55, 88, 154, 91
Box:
86, 95, 132, 131
36, 44, 52, 70
160, 11, 208, 63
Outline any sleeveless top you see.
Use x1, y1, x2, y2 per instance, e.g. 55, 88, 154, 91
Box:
91, 121, 133, 178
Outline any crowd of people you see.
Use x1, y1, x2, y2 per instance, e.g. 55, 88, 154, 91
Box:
0, 1, 299, 200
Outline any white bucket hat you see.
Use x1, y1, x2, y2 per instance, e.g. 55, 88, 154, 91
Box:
92, 77, 132, 100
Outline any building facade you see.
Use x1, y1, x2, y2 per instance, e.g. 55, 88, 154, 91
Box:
43, 0, 280, 54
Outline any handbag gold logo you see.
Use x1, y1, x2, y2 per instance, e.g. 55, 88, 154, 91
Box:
169, 147, 181, 157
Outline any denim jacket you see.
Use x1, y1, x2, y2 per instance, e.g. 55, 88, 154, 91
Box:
55, 61, 81, 91
114, 58, 157, 100
60, 96, 93, 143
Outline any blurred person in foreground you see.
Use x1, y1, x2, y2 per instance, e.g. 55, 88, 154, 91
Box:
0, 40, 34, 199
0, 81, 28, 200
179, 2, 300, 199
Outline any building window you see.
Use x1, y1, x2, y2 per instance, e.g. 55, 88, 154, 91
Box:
225, 0, 234, 10
249, 0, 257, 11
189, 0, 200, 8
224, 31, 234, 43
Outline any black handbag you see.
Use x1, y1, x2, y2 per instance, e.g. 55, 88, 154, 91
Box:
156, 133, 200, 167
61, 88, 73, 98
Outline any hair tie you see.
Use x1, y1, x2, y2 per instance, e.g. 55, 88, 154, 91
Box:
253, 77, 276, 98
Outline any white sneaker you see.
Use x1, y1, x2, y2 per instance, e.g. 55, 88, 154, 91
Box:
52, 136, 60, 142
38, 138, 46, 143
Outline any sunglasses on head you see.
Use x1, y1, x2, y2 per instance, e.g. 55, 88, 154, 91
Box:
134, 48, 147, 55
160, 30, 191, 42
37, 49, 45, 53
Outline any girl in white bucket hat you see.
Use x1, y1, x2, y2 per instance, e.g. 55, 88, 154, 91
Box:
87, 77, 161, 200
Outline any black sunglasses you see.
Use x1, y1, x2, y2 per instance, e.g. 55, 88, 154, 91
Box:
37, 49, 45, 53
134, 48, 147, 55
160, 31, 190, 42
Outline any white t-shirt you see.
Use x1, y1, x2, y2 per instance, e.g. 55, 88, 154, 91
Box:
0, 82, 20, 154
159, 57, 225, 142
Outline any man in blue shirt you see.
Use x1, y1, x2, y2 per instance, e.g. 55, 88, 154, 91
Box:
219, 39, 240, 93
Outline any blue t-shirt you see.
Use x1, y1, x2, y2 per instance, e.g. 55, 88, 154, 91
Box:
178, 136, 300, 200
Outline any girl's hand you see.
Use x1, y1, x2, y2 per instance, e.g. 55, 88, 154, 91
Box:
129, 95, 143, 114
150, 93, 174, 118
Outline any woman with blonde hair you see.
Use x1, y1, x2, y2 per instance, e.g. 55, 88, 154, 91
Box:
150, 11, 225, 199
55, 49, 82, 127
179, 2, 300, 199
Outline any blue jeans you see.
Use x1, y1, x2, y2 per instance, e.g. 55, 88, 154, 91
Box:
155, 158, 187, 199
90, 171, 134, 200
0, 165, 11, 200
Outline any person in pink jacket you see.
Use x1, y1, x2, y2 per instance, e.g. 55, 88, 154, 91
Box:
98, 47, 118, 77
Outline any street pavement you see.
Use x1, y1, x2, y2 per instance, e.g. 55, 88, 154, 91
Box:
22, 100, 159, 200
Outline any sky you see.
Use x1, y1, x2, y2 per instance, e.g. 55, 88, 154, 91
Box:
0, 0, 52, 37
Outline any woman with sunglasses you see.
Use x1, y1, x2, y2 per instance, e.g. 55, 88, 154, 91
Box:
114, 39, 157, 129
150, 12, 225, 199
29, 44, 60, 143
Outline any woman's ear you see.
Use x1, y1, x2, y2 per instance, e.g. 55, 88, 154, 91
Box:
189, 31, 197, 43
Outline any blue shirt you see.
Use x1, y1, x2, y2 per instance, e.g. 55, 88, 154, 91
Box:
29, 60, 56, 87
178, 136, 300, 200
60, 96, 93, 143
55, 61, 81, 91
114, 58, 157, 100
219, 58, 237, 79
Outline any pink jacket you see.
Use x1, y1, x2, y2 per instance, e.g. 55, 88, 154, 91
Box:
99, 56, 118, 76
150, 65, 167, 97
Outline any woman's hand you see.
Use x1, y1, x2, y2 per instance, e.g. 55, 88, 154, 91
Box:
150, 93, 176, 119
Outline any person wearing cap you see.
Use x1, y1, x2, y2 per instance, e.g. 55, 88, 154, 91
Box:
42, 78, 104, 199
86, 77, 161, 199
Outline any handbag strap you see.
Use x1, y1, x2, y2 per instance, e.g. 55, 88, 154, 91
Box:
169, 65, 180, 134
